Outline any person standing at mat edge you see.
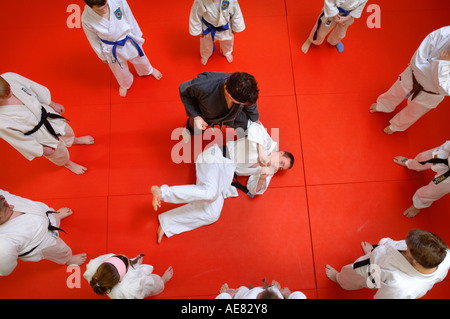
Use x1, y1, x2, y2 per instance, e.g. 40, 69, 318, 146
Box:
81, 0, 162, 97
370, 26, 450, 134
301, 0, 368, 54
325, 229, 450, 299
189, 0, 246, 65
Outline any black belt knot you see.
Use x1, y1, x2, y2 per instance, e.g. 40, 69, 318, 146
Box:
24, 106, 68, 140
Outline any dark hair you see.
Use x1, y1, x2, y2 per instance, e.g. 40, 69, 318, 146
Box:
406, 229, 448, 269
225, 72, 259, 105
84, 0, 107, 8
256, 278, 281, 299
282, 151, 294, 169
0, 76, 11, 99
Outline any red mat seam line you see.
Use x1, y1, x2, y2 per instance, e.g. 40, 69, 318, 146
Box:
284, 2, 319, 294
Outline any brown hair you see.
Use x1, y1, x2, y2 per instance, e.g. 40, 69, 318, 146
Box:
406, 229, 448, 269
89, 255, 129, 295
84, 0, 107, 8
0, 76, 11, 99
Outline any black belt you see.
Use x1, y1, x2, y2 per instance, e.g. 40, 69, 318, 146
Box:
353, 244, 378, 286
222, 145, 255, 198
407, 72, 439, 101
18, 211, 67, 258
24, 106, 68, 140
420, 157, 450, 184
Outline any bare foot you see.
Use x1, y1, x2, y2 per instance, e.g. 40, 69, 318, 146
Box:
151, 186, 162, 211
161, 266, 174, 284
225, 54, 233, 63
157, 225, 165, 244
361, 241, 373, 254
67, 253, 87, 266
393, 156, 409, 167
119, 87, 127, 97
201, 57, 208, 65
74, 136, 95, 145
403, 205, 421, 218
383, 125, 395, 135
301, 39, 312, 54
271, 280, 281, 290
325, 265, 338, 282
219, 283, 229, 293
55, 208, 73, 222
369, 103, 378, 113
151, 68, 163, 80
64, 161, 87, 175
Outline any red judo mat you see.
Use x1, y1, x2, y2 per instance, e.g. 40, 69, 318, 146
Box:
0, 0, 449, 299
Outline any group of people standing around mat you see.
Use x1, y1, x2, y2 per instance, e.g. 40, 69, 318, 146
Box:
0, 0, 449, 300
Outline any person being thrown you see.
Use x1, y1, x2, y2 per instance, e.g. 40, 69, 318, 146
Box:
151, 121, 294, 244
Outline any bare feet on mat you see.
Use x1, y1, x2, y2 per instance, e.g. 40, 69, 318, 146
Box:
383, 125, 395, 135
301, 39, 311, 54
361, 241, 373, 254
151, 68, 163, 80
225, 54, 233, 63
151, 186, 162, 211
64, 161, 87, 175
369, 103, 378, 113
119, 87, 127, 97
403, 205, 421, 218
393, 156, 409, 167
201, 57, 208, 65
162, 266, 174, 283
74, 136, 95, 145
55, 208, 73, 221
325, 265, 338, 282
68, 253, 87, 266
157, 225, 165, 244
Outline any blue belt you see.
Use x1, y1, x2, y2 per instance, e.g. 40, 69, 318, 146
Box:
313, 7, 352, 41
202, 18, 230, 52
100, 35, 144, 68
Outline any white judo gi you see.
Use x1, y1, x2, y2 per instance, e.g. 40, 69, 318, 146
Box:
0, 72, 74, 166
189, 0, 245, 60
335, 238, 450, 299
374, 26, 450, 132
158, 122, 277, 238
308, 0, 368, 46
83, 253, 166, 299
81, 0, 154, 90
404, 140, 450, 209
215, 286, 307, 299
0, 190, 72, 276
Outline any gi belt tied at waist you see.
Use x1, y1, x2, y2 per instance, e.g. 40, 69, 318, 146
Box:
420, 157, 450, 185
314, 7, 351, 41
202, 18, 230, 52
100, 35, 144, 68
222, 145, 255, 198
24, 106, 68, 141
406, 71, 439, 101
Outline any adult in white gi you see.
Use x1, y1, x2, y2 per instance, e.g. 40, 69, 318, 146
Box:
0, 189, 86, 276
82, 0, 162, 97
0, 72, 94, 175
215, 279, 307, 299
151, 122, 294, 243
301, 0, 368, 54
325, 229, 450, 299
83, 253, 173, 299
189, 0, 246, 65
370, 26, 450, 134
393, 140, 450, 218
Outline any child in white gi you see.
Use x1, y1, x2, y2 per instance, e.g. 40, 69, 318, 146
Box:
370, 26, 450, 134
0, 190, 87, 276
0, 72, 94, 175
301, 0, 368, 54
84, 253, 173, 299
81, 0, 162, 97
393, 140, 450, 218
325, 229, 450, 299
189, 0, 246, 65
150, 122, 294, 244
216, 279, 307, 299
